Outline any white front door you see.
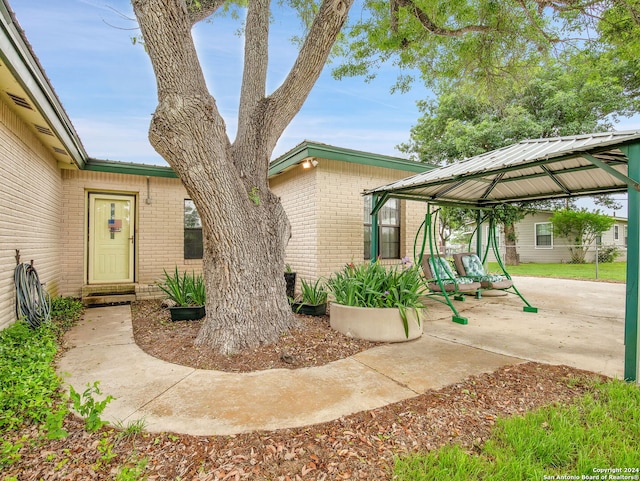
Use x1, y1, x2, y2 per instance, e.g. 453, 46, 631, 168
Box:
88, 193, 135, 283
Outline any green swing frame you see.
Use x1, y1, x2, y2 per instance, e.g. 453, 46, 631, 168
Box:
465, 210, 538, 312
399, 201, 537, 325
367, 135, 640, 382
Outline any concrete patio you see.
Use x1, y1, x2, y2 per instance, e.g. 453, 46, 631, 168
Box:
57, 276, 626, 436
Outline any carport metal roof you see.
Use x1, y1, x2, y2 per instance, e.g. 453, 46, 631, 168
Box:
366, 130, 640, 207
365, 130, 640, 382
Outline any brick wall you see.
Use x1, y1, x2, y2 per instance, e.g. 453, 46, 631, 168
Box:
0, 100, 63, 329
60, 170, 201, 297
269, 166, 318, 290
273, 159, 426, 283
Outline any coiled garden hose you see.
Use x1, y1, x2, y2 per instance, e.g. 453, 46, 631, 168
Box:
14, 263, 51, 328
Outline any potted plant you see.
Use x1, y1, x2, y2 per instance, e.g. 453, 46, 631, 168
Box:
291, 278, 328, 316
158, 267, 206, 321
284, 263, 297, 299
326, 261, 427, 342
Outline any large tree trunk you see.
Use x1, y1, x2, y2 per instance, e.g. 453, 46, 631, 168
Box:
132, 0, 352, 353
503, 222, 519, 266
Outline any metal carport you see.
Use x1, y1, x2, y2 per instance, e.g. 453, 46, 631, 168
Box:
365, 131, 640, 381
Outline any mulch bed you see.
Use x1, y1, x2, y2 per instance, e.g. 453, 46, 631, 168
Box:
4, 301, 608, 480
6, 363, 604, 480
131, 300, 382, 371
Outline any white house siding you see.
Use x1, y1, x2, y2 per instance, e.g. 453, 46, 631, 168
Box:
479, 212, 628, 264
0, 100, 63, 329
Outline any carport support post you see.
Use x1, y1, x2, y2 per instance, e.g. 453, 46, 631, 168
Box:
370, 194, 380, 262
475, 210, 483, 258
623, 142, 640, 382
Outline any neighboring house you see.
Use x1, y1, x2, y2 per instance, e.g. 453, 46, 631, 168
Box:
474, 211, 628, 264
0, 1, 434, 328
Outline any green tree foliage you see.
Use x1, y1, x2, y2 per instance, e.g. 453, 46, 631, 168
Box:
437, 206, 471, 250
398, 54, 638, 165
335, 0, 639, 92
395, 50, 633, 264
598, 0, 640, 94
550, 209, 616, 263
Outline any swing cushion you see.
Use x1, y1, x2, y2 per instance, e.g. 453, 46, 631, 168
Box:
428, 257, 456, 282
454, 253, 513, 289
462, 255, 486, 278
424, 256, 480, 292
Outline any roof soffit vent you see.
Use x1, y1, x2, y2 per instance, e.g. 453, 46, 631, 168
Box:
33, 124, 54, 136
52, 147, 68, 156
5, 91, 34, 110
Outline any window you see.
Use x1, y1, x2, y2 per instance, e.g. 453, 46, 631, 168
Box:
184, 200, 203, 259
624, 225, 628, 247
535, 222, 553, 249
364, 196, 400, 259
614, 224, 619, 241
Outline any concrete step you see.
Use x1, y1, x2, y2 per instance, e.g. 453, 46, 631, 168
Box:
82, 293, 137, 307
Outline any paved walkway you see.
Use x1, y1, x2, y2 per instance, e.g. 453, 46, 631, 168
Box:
57, 276, 626, 435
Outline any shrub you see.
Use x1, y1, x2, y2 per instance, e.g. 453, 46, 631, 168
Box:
0, 321, 60, 432
296, 278, 328, 305
158, 268, 206, 306
327, 262, 427, 335
597, 246, 620, 263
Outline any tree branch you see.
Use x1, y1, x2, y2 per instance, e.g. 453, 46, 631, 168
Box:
235, 0, 270, 152
266, 0, 354, 147
187, 0, 227, 25
395, 0, 490, 37
131, 0, 230, 166
515, 0, 561, 44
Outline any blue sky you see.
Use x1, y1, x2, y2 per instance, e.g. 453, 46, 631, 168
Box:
7, 0, 638, 215
10, 0, 436, 166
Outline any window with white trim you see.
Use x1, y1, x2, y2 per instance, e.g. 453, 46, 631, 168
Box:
614, 224, 619, 241
364, 196, 401, 260
624, 225, 628, 247
535, 222, 553, 248
184, 199, 203, 259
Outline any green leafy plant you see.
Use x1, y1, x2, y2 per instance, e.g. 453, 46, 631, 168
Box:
248, 186, 260, 205
296, 278, 328, 305
327, 262, 427, 336
69, 381, 114, 433
190, 272, 206, 306
0, 320, 60, 431
94, 432, 117, 468
45, 406, 69, 440
1, 438, 24, 467
49, 296, 84, 333
597, 246, 620, 263
115, 455, 149, 481
158, 267, 206, 306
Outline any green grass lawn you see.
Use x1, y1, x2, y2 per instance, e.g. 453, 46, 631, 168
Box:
393, 379, 640, 481
487, 261, 626, 282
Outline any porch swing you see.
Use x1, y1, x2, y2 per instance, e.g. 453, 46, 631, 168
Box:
414, 204, 537, 325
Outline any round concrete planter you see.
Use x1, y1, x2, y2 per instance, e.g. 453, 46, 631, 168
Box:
330, 303, 424, 342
